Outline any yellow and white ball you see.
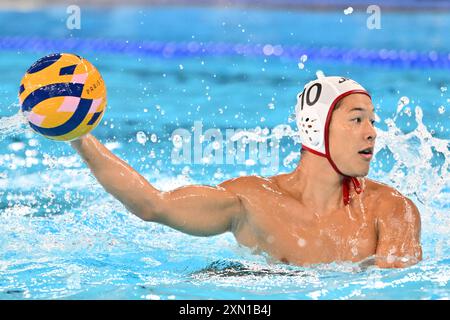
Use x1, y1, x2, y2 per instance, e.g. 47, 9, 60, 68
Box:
19, 53, 107, 141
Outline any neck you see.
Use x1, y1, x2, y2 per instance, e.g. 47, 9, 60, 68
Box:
286, 151, 345, 212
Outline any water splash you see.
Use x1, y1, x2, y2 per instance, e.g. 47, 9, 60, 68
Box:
0, 110, 29, 142
0, 95, 449, 299
226, 103, 449, 209
374, 105, 449, 207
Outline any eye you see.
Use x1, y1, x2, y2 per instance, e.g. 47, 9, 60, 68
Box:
352, 117, 362, 123
370, 119, 376, 126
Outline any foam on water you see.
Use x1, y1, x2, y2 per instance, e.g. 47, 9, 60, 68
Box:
0, 97, 449, 299
0, 108, 29, 142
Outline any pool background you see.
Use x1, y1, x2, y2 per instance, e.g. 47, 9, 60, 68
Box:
0, 2, 449, 299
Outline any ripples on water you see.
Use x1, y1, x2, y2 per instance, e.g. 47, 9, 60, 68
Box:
0, 94, 449, 299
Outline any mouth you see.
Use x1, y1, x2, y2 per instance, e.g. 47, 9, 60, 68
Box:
358, 147, 374, 160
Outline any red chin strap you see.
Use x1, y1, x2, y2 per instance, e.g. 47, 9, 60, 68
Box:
342, 176, 362, 206
302, 146, 362, 206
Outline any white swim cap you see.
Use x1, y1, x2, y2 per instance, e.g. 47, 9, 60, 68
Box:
295, 76, 371, 205
296, 76, 370, 156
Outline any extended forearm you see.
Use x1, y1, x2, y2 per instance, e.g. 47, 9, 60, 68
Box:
70, 134, 161, 219
70, 135, 243, 233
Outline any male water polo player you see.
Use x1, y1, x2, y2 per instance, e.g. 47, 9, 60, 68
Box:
70, 76, 422, 268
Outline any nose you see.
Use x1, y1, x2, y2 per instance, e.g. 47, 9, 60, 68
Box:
365, 120, 377, 142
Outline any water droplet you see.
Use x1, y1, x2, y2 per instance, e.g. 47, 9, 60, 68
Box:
396, 96, 410, 114
25, 149, 37, 157
150, 134, 158, 143
28, 139, 39, 147
343, 7, 353, 15
297, 238, 307, 247
179, 64, 184, 70
136, 131, 147, 145
316, 70, 325, 78
438, 105, 445, 114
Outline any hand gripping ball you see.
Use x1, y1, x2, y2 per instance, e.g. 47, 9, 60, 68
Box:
19, 53, 107, 141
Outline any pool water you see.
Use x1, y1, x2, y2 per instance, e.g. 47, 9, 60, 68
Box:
0, 6, 449, 299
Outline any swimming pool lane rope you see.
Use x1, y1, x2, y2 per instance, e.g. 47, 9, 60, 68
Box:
0, 36, 449, 69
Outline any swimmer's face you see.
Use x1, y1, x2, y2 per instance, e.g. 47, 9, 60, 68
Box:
328, 93, 377, 177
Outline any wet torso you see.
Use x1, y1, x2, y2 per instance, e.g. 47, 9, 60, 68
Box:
222, 175, 382, 266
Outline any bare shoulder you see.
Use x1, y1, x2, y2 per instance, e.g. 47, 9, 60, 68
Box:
364, 178, 420, 218
364, 178, 402, 198
218, 174, 277, 193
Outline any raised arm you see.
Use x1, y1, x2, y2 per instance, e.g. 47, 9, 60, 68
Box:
375, 192, 423, 268
71, 134, 244, 236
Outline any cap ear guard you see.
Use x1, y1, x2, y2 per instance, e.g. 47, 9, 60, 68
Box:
295, 80, 329, 154
296, 92, 323, 149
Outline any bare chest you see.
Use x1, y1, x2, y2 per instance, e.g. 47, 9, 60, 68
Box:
234, 195, 378, 265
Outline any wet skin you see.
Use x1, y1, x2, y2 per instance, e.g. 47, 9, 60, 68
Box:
71, 94, 422, 268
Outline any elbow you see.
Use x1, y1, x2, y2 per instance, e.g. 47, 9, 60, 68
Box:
141, 212, 152, 221
139, 204, 166, 222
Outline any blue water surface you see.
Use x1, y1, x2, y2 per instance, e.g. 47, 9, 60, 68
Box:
0, 6, 449, 299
